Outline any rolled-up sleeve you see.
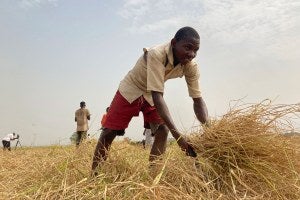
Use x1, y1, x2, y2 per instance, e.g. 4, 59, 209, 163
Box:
184, 63, 201, 98
146, 49, 165, 93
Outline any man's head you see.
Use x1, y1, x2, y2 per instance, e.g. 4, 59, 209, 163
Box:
171, 26, 200, 66
13, 132, 16, 136
80, 101, 86, 108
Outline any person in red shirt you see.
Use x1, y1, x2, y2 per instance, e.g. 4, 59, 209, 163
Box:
100, 107, 110, 129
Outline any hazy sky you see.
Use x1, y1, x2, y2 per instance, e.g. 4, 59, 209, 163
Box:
1, 0, 299, 146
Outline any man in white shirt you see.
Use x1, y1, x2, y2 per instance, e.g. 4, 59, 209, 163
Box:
143, 128, 154, 149
2, 133, 18, 151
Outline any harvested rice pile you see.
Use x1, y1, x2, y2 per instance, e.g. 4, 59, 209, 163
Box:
189, 101, 300, 199
0, 101, 299, 200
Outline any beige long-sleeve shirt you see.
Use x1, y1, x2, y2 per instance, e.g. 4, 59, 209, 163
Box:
118, 42, 201, 106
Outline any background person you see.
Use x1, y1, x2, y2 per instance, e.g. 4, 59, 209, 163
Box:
143, 122, 154, 149
2, 132, 18, 151
75, 101, 91, 146
100, 107, 110, 130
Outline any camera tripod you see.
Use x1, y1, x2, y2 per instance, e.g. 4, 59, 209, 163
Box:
15, 139, 22, 148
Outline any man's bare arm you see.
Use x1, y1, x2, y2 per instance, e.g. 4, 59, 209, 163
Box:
193, 97, 208, 124
152, 91, 181, 139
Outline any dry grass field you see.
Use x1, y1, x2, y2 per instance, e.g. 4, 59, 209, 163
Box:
1, 102, 299, 200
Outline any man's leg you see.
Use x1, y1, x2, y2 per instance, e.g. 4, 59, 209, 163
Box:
80, 131, 87, 144
92, 128, 117, 171
7, 141, 11, 151
142, 139, 146, 149
2, 140, 6, 150
76, 132, 82, 146
91, 90, 139, 175
149, 124, 169, 162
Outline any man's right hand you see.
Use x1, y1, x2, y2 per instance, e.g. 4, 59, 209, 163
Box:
186, 144, 197, 157
177, 136, 189, 151
177, 137, 197, 157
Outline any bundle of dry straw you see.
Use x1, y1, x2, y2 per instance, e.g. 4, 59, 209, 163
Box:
189, 100, 300, 199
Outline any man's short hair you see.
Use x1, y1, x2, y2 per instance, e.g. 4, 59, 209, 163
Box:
80, 101, 86, 107
174, 26, 200, 42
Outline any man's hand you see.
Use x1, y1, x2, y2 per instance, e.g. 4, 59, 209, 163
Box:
177, 137, 197, 157
177, 137, 189, 151
186, 144, 197, 157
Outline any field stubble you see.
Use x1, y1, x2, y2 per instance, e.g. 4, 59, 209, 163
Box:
1, 101, 299, 200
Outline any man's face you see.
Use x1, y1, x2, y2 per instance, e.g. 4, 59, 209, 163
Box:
172, 37, 200, 65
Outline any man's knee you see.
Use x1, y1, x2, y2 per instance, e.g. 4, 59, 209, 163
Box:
150, 123, 168, 135
99, 129, 120, 144
154, 124, 169, 139
159, 124, 169, 133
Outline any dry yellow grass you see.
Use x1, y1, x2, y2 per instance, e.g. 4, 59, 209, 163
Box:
0, 101, 299, 200
189, 101, 300, 199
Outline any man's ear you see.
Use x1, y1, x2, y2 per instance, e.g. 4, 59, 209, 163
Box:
171, 38, 176, 48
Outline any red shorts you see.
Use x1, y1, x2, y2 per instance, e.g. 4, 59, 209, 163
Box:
103, 91, 163, 132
